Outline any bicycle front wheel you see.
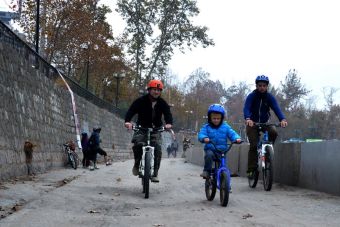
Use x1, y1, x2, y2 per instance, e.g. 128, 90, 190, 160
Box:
219, 171, 230, 207
205, 177, 216, 201
144, 152, 151, 198
263, 146, 274, 191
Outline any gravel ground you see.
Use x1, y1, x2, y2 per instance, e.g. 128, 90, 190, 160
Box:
1, 158, 340, 227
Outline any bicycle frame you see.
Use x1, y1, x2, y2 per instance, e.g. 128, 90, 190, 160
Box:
255, 123, 279, 168
248, 122, 280, 190
205, 141, 241, 207
132, 125, 165, 198
258, 131, 273, 168
139, 128, 155, 177
214, 152, 230, 190
63, 143, 78, 169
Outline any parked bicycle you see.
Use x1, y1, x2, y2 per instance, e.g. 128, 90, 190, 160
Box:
132, 125, 166, 199
63, 142, 79, 170
248, 122, 281, 191
205, 141, 242, 207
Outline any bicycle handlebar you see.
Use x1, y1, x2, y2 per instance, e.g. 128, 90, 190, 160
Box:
254, 122, 281, 128
208, 140, 243, 153
132, 125, 166, 133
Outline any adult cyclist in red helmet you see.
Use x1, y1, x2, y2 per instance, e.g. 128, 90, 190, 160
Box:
124, 79, 173, 182
243, 75, 288, 179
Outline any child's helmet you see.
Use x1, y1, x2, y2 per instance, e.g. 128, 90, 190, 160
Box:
207, 104, 226, 118
147, 79, 164, 90
255, 75, 269, 84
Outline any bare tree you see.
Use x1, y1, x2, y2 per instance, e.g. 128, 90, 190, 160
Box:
322, 86, 339, 111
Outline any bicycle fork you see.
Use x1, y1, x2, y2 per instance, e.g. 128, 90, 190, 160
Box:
216, 155, 230, 190
140, 145, 154, 175
259, 144, 272, 168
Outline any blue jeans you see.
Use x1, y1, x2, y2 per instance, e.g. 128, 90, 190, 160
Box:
204, 150, 215, 172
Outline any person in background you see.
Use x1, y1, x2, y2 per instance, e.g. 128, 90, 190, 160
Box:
87, 127, 110, 170
81, 132, 90, 168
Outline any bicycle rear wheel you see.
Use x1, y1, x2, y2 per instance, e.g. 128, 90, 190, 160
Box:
144, 152, 151, 198
248, 169, 259, 188
205, 176, 216, 201
220, 171, 229, 207
263, 146, 274, 191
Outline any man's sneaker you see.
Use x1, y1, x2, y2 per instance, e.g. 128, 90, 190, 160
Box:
132, 165, 139, 176
247, 170, 254, 179
200, 171, 209, 179
151, 175, 159, 183
106, 162, 111, 166
89, 165, 95, 171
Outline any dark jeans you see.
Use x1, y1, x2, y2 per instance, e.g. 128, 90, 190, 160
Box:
132, 130, 162, 175
246, 124, 278, 171
203, 150, 215, 172
88, 147, 107, 161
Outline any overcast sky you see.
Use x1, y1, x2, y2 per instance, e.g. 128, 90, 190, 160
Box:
167, 0, 340, 109
2, 0, 340, 109
101, 0, 340, 109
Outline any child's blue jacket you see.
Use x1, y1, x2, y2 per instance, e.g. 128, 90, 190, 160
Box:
198, 122, 240, 152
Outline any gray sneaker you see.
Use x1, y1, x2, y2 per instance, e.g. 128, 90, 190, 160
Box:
132, 165, 139, 176
151, 175, 159, 183
200, 171, 209, 179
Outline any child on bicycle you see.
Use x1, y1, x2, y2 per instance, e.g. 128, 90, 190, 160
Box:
198, 104, 241, 179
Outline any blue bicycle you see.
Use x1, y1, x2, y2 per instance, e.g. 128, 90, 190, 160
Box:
205, 141, 242, 207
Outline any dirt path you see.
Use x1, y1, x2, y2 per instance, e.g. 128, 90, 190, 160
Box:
1, 158, 340, 227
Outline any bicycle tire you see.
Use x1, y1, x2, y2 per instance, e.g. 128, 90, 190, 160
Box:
69, 153, 77, 169
248, 169, 259, 188
263, 146, 274, 191
220, 171, 229, 207
142, 177, 145, 193
144, 152, 151, 198
205, 177, 216, 201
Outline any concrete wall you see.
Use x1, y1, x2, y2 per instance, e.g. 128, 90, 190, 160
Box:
0, 21, 133, 180
186, 139, 340, 196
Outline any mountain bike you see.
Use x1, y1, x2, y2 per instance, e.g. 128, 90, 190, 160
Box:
63, 142, 79, 169
248, 123, 281, 191
132, 125, 166, 199
205, 141, 242, 207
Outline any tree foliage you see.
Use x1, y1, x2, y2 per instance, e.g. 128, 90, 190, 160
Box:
280, 69, 310, 111
116, 0, 214, 88
18, 0, 127, 100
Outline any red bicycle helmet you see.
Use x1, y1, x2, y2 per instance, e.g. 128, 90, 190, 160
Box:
147, 79, 164, 90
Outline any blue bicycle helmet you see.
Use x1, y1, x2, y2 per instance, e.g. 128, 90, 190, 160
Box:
255, 75, 269, 84
207, 104, 226, 118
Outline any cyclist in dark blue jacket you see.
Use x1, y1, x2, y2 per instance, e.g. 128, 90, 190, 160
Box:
243, 75, 288, 178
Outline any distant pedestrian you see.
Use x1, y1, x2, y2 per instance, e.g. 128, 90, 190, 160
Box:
81, 132, 90, 167
24, 141, 36, 176
87, 127, 110, 170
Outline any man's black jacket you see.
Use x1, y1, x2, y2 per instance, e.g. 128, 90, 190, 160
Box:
124, 94, 173, 128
